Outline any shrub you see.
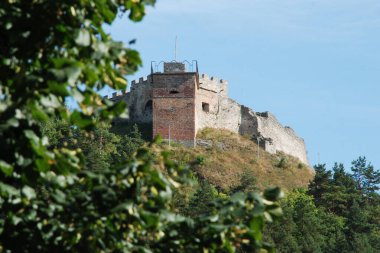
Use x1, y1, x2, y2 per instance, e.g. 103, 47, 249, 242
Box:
276, 156, 290, 169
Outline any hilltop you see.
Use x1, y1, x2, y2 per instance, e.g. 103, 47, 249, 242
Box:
162, 128, 314, 192
109, 61, 308, 165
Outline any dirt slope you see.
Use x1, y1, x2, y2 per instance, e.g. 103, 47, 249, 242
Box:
166, 128, 314, 192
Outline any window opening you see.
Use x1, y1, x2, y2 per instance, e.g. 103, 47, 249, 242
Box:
202, 102, 210, 112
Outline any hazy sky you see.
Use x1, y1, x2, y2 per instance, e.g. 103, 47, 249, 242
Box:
104, 0, 380, 169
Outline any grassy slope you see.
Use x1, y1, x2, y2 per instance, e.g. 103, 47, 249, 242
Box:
166, 128, 314, 192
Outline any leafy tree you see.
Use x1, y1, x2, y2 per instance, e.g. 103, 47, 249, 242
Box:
42, 118, 125, 172
329, 163, 360, 216
264, 196, 301, 253
309, 163, 360, 217
230, 169, 258, 194
266, 190, 345, 253
0, 1, 283, 252
307, 164, 331, 207
351, 156, 380, 201
154, 188, 284, 253
115, 124, 145, 162
307, 161, 380, 253
77, 121, 120, 171
185, 180, 228, 217
40, 118, 75, 149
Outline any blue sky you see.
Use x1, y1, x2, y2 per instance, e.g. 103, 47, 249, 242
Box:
104, 0, 380, 169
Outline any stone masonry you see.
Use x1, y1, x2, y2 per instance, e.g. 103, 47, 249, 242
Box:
107, 62, 309, 164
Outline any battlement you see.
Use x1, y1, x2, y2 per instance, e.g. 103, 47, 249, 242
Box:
131, 76, 149, 86
103, 90, 128, 99
130, 76, 151, 89
199, 73, 228, 96
199, 74, 228, 85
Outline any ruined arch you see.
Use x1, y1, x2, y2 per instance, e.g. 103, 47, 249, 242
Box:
144, 100, 153, 112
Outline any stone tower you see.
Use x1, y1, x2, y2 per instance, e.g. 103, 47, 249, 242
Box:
152, 62, 198, 146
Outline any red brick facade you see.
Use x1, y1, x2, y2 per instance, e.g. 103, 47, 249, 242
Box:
152, 73, 197, 146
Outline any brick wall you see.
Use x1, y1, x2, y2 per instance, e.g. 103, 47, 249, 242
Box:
152, 73, 197, 146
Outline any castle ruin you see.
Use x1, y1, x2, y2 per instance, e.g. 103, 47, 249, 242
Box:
107, 61, 309, 165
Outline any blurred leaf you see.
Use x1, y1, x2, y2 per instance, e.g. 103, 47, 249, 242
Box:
0, 160, 13, 176
70, 111, 93, 129
0, 182, 18, 197
22, 186, 36, 200
264, 187, 283, 202
75, 29, 91, 47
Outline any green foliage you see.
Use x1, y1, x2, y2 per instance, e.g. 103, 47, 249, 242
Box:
1, 0, 150, 210
195, 155, 206, 165
41, 119, 144, 170
264, 158, 380, 253
275, 156, 290, 169
0, 1, 283, 252
156, 187, 284, 253
111, 121, 153, 141
265, 189, 345, 253
184, 180, 228, 217
306, 161, 380, 253
230, 169, 258, 194
0, 144, 177, 252
351, 156, 380, 200
114, 124, 145, 162
297, 163, 305, 169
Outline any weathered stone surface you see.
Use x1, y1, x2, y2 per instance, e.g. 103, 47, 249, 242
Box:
110, 61, 309, 164
196, 139, 213, 147
256, 113, 308, 164
164, 62, 186, 73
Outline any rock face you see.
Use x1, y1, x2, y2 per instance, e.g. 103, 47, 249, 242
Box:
108, 62, 309, 165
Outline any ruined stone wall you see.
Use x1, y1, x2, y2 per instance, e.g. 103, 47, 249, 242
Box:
195, 82, 308, 164
152, 73, 197, 146
216, 98, 242, 132
128, 77, 153, 123
108, 90, 129, 103
256, 112, 308, 164
195, 74, 240, 133
109, 77, 153, 123
239, 105, 258, 136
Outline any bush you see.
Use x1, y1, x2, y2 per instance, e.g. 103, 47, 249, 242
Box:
298, 163, 305, 169
196, 155, 206, 165
276, 156, 290, 169
231, 169, 258, 194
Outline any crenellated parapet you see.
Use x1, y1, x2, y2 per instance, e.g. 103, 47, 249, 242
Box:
104, 90, 129, 100
199, 73, 228, 96
199, 73, 228, 84
130, 76, 151, 91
